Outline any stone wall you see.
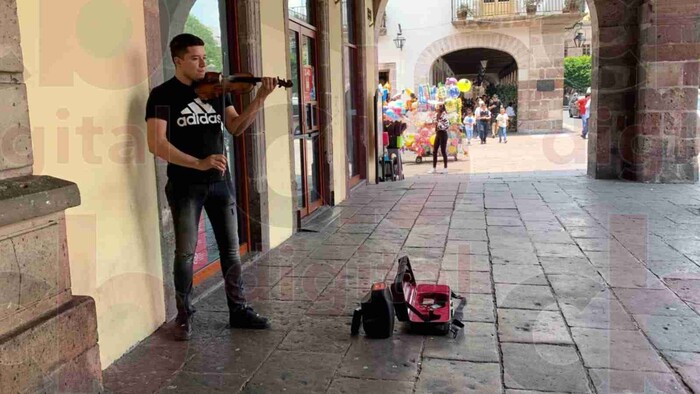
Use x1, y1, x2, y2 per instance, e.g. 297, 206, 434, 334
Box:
0, 0, 32, 180
586, 0, 641, 180
519, 17, 574, 134
633, 0, 700, 182
0, 0, 102, 390
587, 0, 699, 183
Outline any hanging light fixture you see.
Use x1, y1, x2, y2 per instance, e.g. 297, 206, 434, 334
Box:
393, 24, 406, 50
573, 29, 586, 48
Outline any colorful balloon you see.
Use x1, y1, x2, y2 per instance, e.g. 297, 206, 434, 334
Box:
457, 79, 472, 93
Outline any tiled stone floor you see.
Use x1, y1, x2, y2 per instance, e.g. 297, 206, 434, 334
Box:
104, 171, 700, 393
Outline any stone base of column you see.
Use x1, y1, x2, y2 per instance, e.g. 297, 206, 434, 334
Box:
0, 176, 102, 393
0, 296, 103, 393
517, 119, 564, 134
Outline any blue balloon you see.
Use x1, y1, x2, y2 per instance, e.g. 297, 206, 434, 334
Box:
384, 108, 399, 120
417, 86, 427, 103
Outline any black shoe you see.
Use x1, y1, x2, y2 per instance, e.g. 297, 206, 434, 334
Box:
229, 305, 270, 329
173, 314, 193, 341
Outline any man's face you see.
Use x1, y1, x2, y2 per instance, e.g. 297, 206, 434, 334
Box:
175, 46, 207, 80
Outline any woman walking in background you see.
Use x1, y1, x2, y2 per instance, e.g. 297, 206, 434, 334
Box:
476, 102, 491, 144
429, 104, 450, 174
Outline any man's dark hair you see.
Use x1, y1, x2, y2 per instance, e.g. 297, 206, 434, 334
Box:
169, 33, 205, 63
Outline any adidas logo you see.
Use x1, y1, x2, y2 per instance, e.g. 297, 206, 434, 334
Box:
176, 98, 222, 127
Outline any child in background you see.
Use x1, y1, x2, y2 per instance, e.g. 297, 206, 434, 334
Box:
497, 107, 509, 143
462, 108, 476, 145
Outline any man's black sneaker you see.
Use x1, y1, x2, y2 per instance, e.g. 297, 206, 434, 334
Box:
173, 315, 193, 341
229, 305, 270, 329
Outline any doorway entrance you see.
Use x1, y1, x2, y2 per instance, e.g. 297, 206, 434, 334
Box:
180, 0, 251, 283
289, 6, 324, 218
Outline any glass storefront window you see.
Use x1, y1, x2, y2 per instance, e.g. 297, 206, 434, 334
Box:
288, 0, 315, 26
341, 0, 356, 44
290, 32, 302, 135
289, 3, 322, 217
295, 139, 305, 209
344, 46, 359, 179
306, 134, 321, 204
185, 0, 223, 71
302, 36, 317, 102
342, 0, 361, 184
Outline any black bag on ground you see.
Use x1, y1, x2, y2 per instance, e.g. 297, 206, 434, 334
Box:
351, 282, 395, 338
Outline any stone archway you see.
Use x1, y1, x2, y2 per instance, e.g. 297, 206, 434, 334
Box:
413, 32, 550, 134
414, 32, 531, 86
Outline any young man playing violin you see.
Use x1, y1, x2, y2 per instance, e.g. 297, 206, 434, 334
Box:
146, 33, 278, 340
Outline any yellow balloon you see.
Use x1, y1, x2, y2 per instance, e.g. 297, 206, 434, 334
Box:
457, 79, 472, 93
430, 134, 436, 146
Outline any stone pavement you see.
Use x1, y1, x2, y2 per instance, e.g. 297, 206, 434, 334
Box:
400, 130, 588, 178
104, 171, 700, 393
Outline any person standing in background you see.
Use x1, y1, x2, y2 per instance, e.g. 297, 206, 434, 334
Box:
489, 95, 502, 138
462, 108, 476, 145
476, 102, 491, 144
581, 92, 591, 139
429, 104, 450, 174
496, 107, 509, 143
578, 92, 590, 138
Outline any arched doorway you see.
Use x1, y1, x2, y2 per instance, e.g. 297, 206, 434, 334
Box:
413, 32, 568, 135
430, 47, 519, 111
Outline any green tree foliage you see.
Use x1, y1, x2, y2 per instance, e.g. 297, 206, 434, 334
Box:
184, 15, 222, 71
564, 55, 592, 92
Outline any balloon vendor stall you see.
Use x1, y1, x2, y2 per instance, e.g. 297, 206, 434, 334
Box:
379, 78, 473, 166
400, 78, 473, 163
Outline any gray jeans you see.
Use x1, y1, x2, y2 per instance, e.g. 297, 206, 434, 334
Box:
165, 178, 245, 318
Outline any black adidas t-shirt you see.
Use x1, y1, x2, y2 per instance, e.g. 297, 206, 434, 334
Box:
145, 77, 233, 183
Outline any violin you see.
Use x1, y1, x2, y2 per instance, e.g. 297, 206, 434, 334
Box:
194, 71, 294, 100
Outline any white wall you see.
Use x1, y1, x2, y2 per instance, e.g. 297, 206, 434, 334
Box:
377, 0, 532, 90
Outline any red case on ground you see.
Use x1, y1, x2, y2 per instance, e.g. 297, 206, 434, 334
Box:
391, 256, 454, 335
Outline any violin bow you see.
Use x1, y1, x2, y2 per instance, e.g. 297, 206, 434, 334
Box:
221, 73, 229, 179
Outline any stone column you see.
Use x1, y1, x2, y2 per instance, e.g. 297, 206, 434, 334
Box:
522, 15, 581, 134
633, 0, 699, 182
237, 0, 271, 250
0, 1, 102, 391
317, 0, 336, 205
587, 0, 641, 179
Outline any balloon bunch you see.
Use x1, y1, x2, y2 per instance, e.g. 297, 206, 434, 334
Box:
414, 126, 433, 156
437, 83, 447, 101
